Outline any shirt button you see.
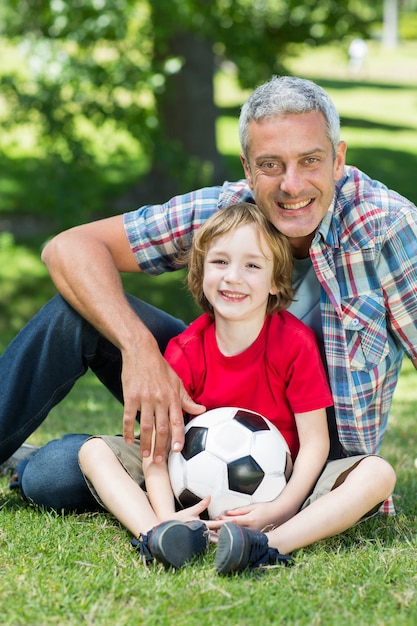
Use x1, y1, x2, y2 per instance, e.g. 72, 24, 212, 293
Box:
352, 318, 360, 326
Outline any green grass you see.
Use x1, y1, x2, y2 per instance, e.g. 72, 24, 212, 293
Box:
1, 41, 417, 625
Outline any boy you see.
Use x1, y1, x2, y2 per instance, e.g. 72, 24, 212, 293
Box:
78, 203, 395, 573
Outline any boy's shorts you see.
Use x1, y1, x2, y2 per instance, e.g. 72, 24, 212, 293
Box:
81, 435, 382, 518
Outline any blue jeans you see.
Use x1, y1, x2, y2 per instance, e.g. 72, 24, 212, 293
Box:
1, 293, 186, 510
15, 434, 98, 510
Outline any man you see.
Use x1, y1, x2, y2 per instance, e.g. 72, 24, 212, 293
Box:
2, 76, 417, 511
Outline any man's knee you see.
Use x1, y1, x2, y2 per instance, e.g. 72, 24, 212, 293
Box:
20, 434, 97, 511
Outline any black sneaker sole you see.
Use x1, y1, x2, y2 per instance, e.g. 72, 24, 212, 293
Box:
215, 523, 248, 574
150, 521, 208, 569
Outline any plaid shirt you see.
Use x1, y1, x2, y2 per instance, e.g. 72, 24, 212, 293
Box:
125, 166, 417, 512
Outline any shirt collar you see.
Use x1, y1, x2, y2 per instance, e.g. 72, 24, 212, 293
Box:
313, 168, 350, 249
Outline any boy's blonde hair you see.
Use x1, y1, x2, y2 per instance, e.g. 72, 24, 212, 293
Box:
187, 202, 294, 316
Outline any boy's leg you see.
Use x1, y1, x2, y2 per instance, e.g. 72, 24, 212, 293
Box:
78, 436, 209, 568
0, 293, 185, 461
79, 436, 160, 536
267, 455, 396, 554
216, 455, 396, 574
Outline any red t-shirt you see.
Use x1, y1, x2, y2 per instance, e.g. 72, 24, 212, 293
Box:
164, 312, 333, 458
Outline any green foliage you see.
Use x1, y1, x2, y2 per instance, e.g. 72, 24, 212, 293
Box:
0, 233, 51, 340
0, 2, 154, 160
211, 0, 378, 88
0, 0, 381, 227
400, 10, 417, 40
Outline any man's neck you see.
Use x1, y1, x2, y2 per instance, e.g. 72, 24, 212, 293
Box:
289, 233, 315, 259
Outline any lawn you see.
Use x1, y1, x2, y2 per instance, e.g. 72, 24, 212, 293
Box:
1, 41, 417, 625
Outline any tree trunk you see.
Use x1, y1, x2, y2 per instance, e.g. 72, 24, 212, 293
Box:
159, 30, 226, 183
119, 16, 228, 207
382, 0, 398, 48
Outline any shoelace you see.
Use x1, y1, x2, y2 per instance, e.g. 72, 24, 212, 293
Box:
252, 548, 292, 569
131, 534, 153, 566
247, 533, 273, 568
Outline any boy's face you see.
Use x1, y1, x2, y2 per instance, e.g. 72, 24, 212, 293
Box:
241, 111, 346, 258
203, 223, 277, 326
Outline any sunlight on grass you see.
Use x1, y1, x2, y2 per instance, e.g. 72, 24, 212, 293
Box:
216, 117, 240, 161
286, 40, 417, 85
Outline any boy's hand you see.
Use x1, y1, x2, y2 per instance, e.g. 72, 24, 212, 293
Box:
206, 502, 274, 532
172, 495, 211, 523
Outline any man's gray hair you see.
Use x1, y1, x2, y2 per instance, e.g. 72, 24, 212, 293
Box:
239, 76, 340, 159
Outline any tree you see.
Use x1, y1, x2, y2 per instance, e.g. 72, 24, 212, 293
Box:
0, 0, 379, 218
383, 0, 399, 47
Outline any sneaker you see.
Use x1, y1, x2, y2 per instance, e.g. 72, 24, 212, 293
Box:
215, 523, 292, 575
134, 520, 209, 569
0, 444, 40, 477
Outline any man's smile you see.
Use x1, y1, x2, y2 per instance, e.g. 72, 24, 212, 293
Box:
277, 198, 314, 210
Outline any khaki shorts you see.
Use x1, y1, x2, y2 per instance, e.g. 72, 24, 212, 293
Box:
81, 435, 381, 518
300, 455, 382, 518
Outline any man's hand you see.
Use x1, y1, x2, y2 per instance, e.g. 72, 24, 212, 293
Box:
121, 342, 205, 462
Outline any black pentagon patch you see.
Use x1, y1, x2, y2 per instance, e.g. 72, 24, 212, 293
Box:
182, 426, 208, 460
227, 455, 265, 495
234, 409, 269, 432
177, 489, 209, 520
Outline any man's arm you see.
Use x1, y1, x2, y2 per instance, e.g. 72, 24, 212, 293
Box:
41, 215, 203, 461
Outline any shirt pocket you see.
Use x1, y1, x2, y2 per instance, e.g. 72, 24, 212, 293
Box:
341, 294, 389, 370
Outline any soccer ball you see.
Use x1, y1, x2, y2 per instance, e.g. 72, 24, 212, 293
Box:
168, 407, 293, 520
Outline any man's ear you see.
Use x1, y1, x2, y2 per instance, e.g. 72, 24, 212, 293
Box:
333, 141, 347, 182
240, 153, 254, 188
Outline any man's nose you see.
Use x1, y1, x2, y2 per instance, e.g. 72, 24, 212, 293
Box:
279, 163, 303, 196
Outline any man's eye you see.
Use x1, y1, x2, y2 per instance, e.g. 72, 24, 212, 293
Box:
258, 161, 282, 176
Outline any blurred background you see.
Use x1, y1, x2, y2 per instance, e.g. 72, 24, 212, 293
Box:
0, 0, 416, 344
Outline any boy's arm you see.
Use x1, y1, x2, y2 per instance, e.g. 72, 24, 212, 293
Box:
209, 407, 330, 532
143, 434, 178, 521
143, 458, 177, 521
267, 407, 330, 524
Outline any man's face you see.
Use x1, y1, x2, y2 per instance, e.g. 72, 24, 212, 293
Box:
241, 111, 346, 257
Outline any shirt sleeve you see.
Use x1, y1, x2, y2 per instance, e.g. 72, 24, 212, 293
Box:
379, 208, 417, 361
164, 336, 195, 397
122, 180, 253, 275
